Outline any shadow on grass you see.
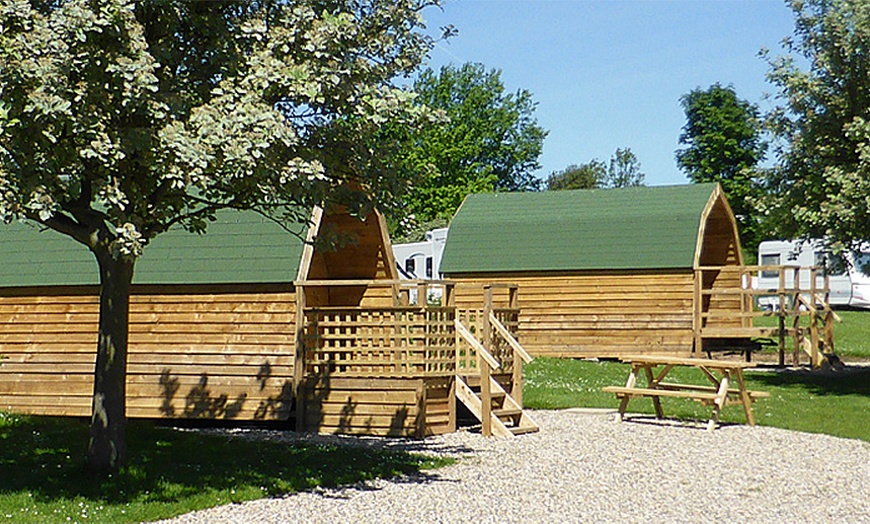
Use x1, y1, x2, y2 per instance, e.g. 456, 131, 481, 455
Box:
747, 365, 870, 397
0, 415, 458, 508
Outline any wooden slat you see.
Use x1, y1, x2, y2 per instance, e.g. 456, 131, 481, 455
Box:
0, 287, 297, 421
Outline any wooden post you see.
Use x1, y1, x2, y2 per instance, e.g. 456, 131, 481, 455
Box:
792, 267, 801, 366
508, 285, 518, 310
415, 379, 426, 438
294, 286, 307, 432
417, 281, 428, 306
823, 271, 835, 356
692, 269, 702, 356
448, 376, 457, 433
481, 285, 494, 437
778, 267, 786, 366
810, 267, 817, 364
508, 285, 523, 407
446, 281, 457, 433
444, 282, 455, 308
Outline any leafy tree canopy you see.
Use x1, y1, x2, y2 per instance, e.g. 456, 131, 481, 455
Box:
0, 0, 440, 474
546, 161, 605, 191
547, 148, 645, 192
676, 83, 767, 252
762, 0, 870, 253
400, 62, 547, 225
603, 147, 645, 188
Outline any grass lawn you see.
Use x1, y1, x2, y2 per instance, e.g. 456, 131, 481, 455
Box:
0, 414, 449, 523
754, 307, 870, 359
524, 357, 870, 442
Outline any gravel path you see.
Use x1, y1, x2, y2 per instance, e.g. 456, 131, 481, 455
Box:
159, 409, 870, 523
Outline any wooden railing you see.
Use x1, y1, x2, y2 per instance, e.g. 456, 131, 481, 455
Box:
695, 265, 838, 367
302, 306, 456, 378
454, 284, 531, 436
455, 307, 519, 373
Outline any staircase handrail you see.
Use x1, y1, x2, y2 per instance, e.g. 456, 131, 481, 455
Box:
489, 312, 533, 364
812, 292, 842, 322
455, 318, 501, 370
796, 294, 818, 315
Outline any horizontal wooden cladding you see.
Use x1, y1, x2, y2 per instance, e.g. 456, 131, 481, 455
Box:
0, 374, 294, 421
0, 285, 297, 421
301, 377, 453, 437
452, 272, 696, 357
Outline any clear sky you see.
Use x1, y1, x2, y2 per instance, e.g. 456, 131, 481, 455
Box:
419, 0, 797, 187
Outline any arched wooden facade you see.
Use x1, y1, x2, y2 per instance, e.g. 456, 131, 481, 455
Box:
440, 183, 745, 358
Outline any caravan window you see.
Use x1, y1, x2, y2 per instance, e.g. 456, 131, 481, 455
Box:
760, 254, 780, 278
426, 257, 433, 278
405, 258, 415, 275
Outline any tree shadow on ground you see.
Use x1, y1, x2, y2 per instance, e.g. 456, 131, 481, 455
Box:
748, 365, 870, 397
0, 415, 447, 506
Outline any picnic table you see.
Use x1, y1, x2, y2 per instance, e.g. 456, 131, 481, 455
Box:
602, 355, 770, 431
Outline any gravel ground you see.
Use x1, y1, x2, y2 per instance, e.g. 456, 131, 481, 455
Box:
158, 409, 870, 524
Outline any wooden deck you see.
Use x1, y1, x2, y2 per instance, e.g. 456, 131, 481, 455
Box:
295, 280, 537, 437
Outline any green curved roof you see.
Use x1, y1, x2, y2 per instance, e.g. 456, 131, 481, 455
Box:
440, 183, 720, 274
0, 210, 307, 287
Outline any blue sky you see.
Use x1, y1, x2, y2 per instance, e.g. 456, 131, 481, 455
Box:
420, 0, 797, 187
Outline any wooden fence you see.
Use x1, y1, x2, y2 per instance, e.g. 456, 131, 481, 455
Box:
301, 306, 456, 378
696, 265, 838, 367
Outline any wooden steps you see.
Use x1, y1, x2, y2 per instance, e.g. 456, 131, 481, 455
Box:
456, 375, 539, 437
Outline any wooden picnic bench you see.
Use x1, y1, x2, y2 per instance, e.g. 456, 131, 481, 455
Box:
602, 355, 770, 431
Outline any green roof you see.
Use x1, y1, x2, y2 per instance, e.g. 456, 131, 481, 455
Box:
440, 184, 719, 274
0, 210, 307, 287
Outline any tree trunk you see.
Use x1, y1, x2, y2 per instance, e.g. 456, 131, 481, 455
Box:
87, 249, 135, 476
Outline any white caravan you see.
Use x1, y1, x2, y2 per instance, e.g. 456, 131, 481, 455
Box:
756, 239, 870, 309
392, 227, 449, 280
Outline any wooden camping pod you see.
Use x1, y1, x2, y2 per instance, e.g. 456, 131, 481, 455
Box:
0, 207, 485, 437
441, 183, 745, 358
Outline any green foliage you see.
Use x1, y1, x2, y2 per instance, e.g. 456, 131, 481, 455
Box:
546, 161, 605, 191
400, 62, 547, 223
0, 416, 450, 523
762, 0, 870, 253
525, 358, 870, 442
0, 0, 442, 474
676, 83, 767, 253
549, 148, 645, 191
0, 0, 442, 243
603, 147, 645, 188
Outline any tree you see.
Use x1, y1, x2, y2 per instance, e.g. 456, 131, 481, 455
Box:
676, 83, 767, 252
603, 147, 645, 188
546, 161, 605, 191
401, 62, 547, 223
0, 0, 440, 475
762, 0, 870, 254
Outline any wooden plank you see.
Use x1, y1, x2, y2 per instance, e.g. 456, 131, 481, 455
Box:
656, 382, 770, 398
616, 355, 758, 368
602, 386, 720, 401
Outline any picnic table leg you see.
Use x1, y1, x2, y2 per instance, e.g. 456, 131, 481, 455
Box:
734, 368, 756, 426
643, 365, 664, 419
616, 365, 640, 422
707, 373, 730, 432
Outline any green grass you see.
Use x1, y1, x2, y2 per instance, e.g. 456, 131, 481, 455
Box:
524, 357, 870, 442
754, 308, 870, 359
0, 414, 451, 523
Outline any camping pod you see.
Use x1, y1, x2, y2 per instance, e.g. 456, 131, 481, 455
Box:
440, 183, 745, 357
